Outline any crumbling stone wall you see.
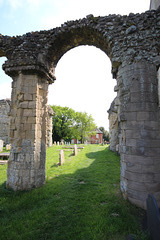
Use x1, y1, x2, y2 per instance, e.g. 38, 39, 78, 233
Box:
0, 7, 160, 209
0, 99, 11, 145
108, 98, 119, 152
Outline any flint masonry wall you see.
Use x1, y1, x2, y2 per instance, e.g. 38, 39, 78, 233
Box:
0, 7, 160, 209
0, 99, 10, 145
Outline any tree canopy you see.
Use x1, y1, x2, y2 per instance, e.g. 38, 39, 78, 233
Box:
51, 105, 97, 143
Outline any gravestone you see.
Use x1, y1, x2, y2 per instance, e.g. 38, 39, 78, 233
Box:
57, 141, 59, 146
59, 150, 65, 166
74, 144, 78, 156
146, 194, 160, 240
0, 140, 3, 152
54, 141, 56, 145
6, 144, 11, 151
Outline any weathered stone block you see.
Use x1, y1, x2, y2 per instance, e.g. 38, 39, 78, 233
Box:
125, 170, 154, 183
19, 101, 28, 108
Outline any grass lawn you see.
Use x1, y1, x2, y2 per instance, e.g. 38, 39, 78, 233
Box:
0, 145, 149, 240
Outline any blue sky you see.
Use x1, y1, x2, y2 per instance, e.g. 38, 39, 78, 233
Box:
0, 0, 150, 129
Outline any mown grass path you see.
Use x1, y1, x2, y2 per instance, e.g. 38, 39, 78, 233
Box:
0, 145, 148, 240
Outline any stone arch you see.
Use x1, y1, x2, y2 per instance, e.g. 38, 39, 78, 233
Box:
46, 21, 112, 67
0, 8, 160, 209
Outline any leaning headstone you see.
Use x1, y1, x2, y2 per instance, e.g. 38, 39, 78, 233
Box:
0, 140, 3, 152
6, 144, 11, 151
59, 150, 65, 166
146, 194, 160, 240
54, 141, 56, 145
74, 144, 78, 156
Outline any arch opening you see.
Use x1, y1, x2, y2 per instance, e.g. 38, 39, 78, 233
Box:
48, 45, 117, 131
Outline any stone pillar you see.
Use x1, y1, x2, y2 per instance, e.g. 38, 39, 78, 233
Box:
0, 99, 11, 145
6, 72, 49, 190
150, 0, 160, 10
117, 61, 160, 209
47, 106, 54, 147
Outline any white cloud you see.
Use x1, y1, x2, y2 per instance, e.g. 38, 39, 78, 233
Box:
26, 0, 43, 8
8, 0, 21, 9
41, 0, 150, 31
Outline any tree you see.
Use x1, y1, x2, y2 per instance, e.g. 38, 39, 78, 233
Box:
52, 105, 76, 142
75, 112, 97, 143
51, 105, 97, 143
99, 127, 109, 142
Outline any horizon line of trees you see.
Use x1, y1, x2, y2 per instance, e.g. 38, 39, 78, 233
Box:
51, 105, 109, 143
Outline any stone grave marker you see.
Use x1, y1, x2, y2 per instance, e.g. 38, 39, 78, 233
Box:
59, 150, 65, 166
6, 144, 11, 151
0, 140, 3, 152
74, 144, 78, 156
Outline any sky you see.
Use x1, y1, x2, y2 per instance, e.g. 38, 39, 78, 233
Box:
0, 0, 150, 130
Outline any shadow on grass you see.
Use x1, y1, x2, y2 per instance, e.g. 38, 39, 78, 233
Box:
0, 146, 146, 240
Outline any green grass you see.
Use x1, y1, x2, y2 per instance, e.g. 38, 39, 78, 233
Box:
0, 145, 149, 240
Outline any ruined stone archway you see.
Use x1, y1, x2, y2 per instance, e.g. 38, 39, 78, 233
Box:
0, 8, 160, 209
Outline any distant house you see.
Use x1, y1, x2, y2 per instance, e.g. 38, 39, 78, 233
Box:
89, 128, 103, 144
71, 128, 103, 144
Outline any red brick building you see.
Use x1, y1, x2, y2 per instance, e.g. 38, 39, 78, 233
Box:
89, 128, 103, 144
71, 128, 103, 144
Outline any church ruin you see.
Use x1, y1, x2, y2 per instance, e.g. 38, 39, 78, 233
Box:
0, 1, 160, 209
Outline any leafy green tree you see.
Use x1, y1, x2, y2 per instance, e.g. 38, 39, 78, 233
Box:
75, 112, 97, 143
51, 105, 97, 143
99, 127, 109, 141
52, 105, 76, 142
